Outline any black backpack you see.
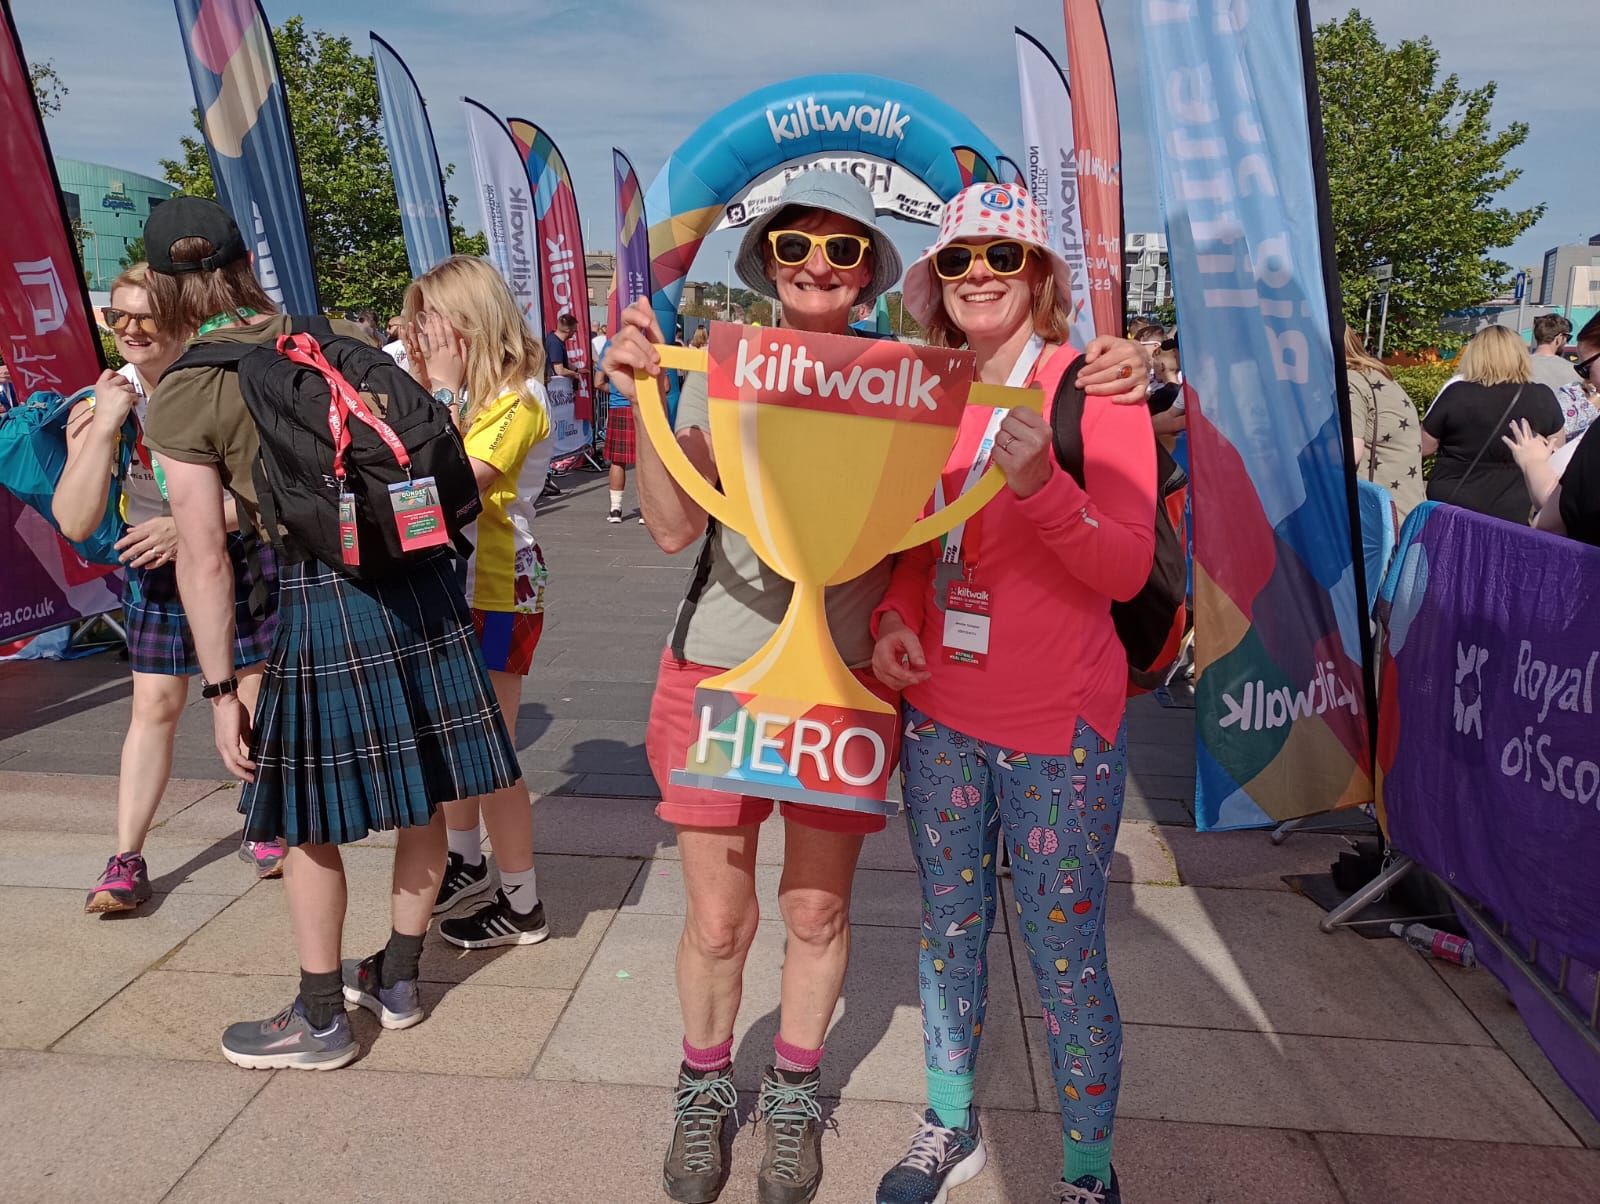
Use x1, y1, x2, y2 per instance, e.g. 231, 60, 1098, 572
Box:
1049, 355, 1188, 685
170, 318, 481, 580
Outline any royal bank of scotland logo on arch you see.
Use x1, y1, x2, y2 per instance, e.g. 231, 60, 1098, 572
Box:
1453, 642, 1488, 739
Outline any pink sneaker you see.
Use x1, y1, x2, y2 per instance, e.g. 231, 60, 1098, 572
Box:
238, 839, 286, 879
85, 852, 152, 913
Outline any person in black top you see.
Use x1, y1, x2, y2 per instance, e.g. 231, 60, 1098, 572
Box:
539, 313, 580, 498
1532, 312, 1600, 546
1421, 325, 1562, 524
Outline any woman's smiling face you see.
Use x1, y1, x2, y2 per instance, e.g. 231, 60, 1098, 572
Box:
939, 245, 1039, 344
764, 207, 873, 330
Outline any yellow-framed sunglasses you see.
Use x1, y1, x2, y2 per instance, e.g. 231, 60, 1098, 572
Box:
767, 229, 873, 271
933, 239, 1032, 281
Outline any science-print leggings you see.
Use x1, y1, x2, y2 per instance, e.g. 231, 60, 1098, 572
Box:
901, 701, 1128, 1147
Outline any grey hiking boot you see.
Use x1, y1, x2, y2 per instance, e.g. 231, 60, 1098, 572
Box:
220, 997, 356, 1071
342, 952, 423, 1030
755, 1065, 826, 1204
662, 1063, 739, 1203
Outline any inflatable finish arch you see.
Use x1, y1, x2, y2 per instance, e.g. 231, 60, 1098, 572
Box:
645, 74, 1005, 331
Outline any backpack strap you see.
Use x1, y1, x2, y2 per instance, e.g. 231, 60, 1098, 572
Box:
1044, 353, 1090, 488
168, 316, 338, 375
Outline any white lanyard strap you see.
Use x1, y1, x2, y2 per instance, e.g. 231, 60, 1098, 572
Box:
936, 334, 1046, 565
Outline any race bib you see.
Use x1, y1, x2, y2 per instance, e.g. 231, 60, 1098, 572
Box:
389, 477, 450, 552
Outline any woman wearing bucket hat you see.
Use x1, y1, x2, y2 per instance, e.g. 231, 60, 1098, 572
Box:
869, 183, 1155, 1204
604, 171, 904, 1204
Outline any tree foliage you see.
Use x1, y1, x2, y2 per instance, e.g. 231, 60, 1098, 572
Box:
159, 17, 482, 318
29, 60, 66, 115
1315, 11, 1541, 352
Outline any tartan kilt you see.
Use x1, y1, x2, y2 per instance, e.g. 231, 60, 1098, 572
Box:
240, 553, 521, 848
604, 403, 637, 466
123, 532, 278, 677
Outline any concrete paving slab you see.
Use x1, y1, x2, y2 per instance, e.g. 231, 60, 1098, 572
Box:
1315, 1131, 1600, 1203
1120, 791, 1195, 827
59, 967, 568, 1079
1159, 826, 1357, 891
533, 793, 676, 859
562, 770, 662, 798
0, 829, 256, 899
161, 847, 640, 993
1097, 1117, 1346, 1204
535, 912, 1036, 1110
0, 885, 236, 1050
0, 770, 228, 834
1118, 1023, 1577, 1144
0, 1049, 264, 1202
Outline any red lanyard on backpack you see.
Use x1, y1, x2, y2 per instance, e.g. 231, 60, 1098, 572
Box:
276, 333, 412, 483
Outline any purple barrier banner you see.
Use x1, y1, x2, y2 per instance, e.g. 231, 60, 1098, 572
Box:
1378, 502, 1600, 1115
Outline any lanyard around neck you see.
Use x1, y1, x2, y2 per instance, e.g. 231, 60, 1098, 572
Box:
197, 308, 258, 336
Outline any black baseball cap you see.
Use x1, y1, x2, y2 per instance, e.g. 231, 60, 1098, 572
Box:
144, 196, 248, 275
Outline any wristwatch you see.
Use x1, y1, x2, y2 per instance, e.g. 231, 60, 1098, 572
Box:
432, 387, 455, 407
200, 675, 240, 700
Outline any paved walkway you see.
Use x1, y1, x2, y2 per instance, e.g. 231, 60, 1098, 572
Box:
2, 474, 1596, 1203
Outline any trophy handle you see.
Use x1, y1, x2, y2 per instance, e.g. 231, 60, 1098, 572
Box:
890, 382, 1048, 553
631, 346, 744, 534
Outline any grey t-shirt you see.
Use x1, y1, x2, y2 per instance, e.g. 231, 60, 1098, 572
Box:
666, 372, 890, 669
1531, 354, 1580, 393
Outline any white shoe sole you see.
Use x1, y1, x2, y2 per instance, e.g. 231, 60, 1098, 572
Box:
876, 1139, 987, 1204
220, 1041, 358, 1071
432, 871, 492, 915
440, 924, 549, 950
342, 984, 425, 1031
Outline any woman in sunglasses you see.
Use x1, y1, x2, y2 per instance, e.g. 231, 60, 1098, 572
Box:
1507, 312, 1600, 546
604, 172, 908, 1204
870, 184, 1154, 1204
55, 263, 282, 913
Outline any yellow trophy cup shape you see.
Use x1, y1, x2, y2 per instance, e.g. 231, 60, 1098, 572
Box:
635, 321, 1043, 814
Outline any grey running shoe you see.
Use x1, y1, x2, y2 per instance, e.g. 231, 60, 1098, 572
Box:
433, 851, 491, 914
662, 1062, 739, 1203
1056, 1169, 1120, 1204
755, 1065, 826, 1204
875, 1108, 986, 1204
220, 998, 356, 1071
342, 952, 423, 1030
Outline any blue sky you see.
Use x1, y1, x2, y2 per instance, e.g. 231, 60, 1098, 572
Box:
14, 0, 1593, 283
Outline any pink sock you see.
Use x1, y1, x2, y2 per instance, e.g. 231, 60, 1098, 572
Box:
773, 1034, 824, 1074
683, 1035, 733, 1073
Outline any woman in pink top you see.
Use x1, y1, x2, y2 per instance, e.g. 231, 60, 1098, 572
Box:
869, 184, 1155, 1204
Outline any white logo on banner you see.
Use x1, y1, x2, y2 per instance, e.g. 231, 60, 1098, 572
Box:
1453, 643, 1488, 738
1494, 640, 1600, 809
764, 98, 911, 144
13, 258, 68, 335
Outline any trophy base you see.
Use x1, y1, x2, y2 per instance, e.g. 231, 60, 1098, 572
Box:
672, 685, 901, 817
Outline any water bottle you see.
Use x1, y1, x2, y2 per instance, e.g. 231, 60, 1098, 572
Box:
1390, 922, 1476, 967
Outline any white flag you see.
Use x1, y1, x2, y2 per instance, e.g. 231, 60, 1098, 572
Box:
462, 98, 541, 336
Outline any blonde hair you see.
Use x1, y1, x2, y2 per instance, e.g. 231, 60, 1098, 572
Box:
401, 255, 546, 429
146, 238, 277, 336
109, 262, 149, 298
1342, 326, 1392, 380
1459, 324, 1531, 387
922, 255, 1072, 349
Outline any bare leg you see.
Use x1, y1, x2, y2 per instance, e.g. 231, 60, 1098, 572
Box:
391, 810, 447, 936
473, 669, 533, 874
676, 823, 761, 1046
282, 843, 347, 974
114, 672, 188, 853
775, 821, 865, 1048
609, 463, 626, 493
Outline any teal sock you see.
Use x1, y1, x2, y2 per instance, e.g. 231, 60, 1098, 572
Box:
1063, 1135, 1113, 1185
926, 1066, 974, 1130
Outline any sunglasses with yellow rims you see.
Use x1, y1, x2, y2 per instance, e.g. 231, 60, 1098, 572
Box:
767, 229, 872, 271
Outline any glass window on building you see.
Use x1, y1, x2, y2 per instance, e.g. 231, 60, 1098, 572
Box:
61, 190, 81, 225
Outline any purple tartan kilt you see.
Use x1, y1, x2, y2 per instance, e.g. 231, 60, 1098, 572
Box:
123, 532, 278, 677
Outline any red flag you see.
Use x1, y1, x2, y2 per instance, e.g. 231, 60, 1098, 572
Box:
1063, 0, 1124, 337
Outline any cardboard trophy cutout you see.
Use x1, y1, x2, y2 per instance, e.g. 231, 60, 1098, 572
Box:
635, 321, 1041, 814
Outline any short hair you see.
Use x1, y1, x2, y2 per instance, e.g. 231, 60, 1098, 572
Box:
1129, 320, 1165, 342
1578, 311, 1600, 349
109, 262, 149, 298
1459, 324, 1532, 387
1532, 314, 1571, 347
556, 311, 577, 328
146, 237, 277, 337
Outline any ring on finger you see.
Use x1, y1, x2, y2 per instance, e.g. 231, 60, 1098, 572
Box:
1118, 363, 1133, 379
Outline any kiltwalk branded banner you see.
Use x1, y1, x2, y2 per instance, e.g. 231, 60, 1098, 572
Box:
0, 5, 121, 642
1062, 0, 1125, 337
508, 120, 594, 457
371, 33, 452, 279
611, 149, 650, 336
463, 99, 540, 336
172, 0, 319, 315
1015, 28, 1094, 348
1377, 503, 1600, 1115
1134, 1, 1371, 828
717, 153, 945, 231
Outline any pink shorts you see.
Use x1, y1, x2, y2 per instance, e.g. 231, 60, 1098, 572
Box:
646, 648, 895, 834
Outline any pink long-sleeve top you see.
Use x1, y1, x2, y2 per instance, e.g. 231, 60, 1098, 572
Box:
873, 346, 1157, 753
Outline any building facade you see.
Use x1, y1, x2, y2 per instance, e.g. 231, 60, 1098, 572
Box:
1538, 235, 1600, 310
1124, 232, 1172, 316
55, 158, 176, 293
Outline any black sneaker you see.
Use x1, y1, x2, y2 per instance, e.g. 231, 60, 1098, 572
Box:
541, 475, 563, 499
755, 1065, 825, 1204
1056, 1168, 1120, 1204
875, 1108, 985, 1203
433, 851, 491, 915
607, 508, 623, 524
438, 888, 549, 949
662, 1062, 739, 1203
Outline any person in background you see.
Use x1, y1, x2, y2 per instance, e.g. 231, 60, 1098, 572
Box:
1422, 324, 1563, 524
382, 314, 411, 373
400, 255, 553, 950
592, 320, 607, 368
601, 322, 638, 524
1528, 314, 1597, 441
141, 197, 519, 1070
541, 313, 580, 501
351, 309, 383, 346
1149, 334, 1186, 441
689, 325, 709, 350
870, 182, 1154, 1204
1507, 311, 1600, 546
1344, 327, 1425, 519
55, 262, 283, 913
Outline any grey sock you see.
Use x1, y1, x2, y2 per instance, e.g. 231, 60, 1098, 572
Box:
382, 930, 425, 988
299, 969, 344, 1029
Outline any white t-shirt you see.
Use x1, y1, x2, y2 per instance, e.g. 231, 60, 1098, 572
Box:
591, 333, 606, 366
118, 363, 167, 527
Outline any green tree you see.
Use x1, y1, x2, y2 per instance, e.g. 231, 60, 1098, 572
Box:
159, 17, 482, 318
1315, 11, 1541, 352
30, 60, 66, 115
119, 236, 146, 271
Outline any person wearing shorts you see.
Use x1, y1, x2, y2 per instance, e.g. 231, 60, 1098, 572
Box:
606, 172, 903, 1204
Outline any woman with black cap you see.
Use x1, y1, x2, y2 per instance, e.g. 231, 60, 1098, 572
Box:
139, 197, 522, 1071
